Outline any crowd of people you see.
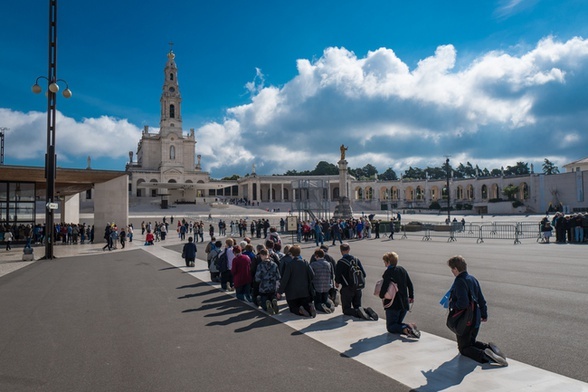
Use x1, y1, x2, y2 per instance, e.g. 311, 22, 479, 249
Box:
1, 222, 96, 249
172, 223, 509, 367
295, 214, 400, 245
540, 212, 588, 243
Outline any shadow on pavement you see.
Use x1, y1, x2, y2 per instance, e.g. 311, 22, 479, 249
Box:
411, 355, 478, 392
291, 317, 349, 336
342, 333, 415, 358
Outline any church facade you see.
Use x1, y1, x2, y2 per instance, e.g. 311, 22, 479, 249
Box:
125, 49, 587, 215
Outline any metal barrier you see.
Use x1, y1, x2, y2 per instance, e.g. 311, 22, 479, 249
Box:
395, 221, 542, 245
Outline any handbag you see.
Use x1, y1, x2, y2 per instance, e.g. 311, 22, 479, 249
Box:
374, 279, 398, 308
446, 300, 475, 336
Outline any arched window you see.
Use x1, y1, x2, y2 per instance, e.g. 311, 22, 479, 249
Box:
170, 73, 174, 81
456, 186, 464, 200
170, 145, 175, 160
521, 183, 530, 199
466, 185, 474, 200
170, 104, 175, 118
392, 187, 399, 200
481, 185, 488, 199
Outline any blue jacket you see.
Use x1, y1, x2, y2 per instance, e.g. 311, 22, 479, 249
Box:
449, 271, 487, 328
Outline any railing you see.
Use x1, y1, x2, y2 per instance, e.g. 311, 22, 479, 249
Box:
394, 221, 542, 245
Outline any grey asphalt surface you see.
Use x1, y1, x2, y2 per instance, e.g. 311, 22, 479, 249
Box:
289, 234, 588, 384
0, 248, 411, 392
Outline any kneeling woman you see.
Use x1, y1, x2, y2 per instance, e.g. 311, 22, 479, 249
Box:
379, 252, 420, 338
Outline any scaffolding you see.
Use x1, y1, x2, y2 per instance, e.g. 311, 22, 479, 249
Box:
291, 179, 331, 221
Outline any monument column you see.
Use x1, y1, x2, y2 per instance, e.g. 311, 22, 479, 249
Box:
333, 145, 353, 219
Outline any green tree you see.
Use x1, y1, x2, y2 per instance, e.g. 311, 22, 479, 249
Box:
502, 185, 520, 200
362, 164, 378, 179
505, 162, 530, 176
349, 164, 378, 180
542, 158, 560, 175
403, 166, 425, 180
426, 166, 447, 180
221, 174, 240, 180
311, 161, 338, 175
379, 167, 398, 181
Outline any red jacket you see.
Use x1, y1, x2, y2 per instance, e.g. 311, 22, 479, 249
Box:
231, 254, 252, 288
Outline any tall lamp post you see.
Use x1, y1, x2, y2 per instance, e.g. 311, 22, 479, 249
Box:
31, 0, 72, 260
445, 157, 451, 223
0, 127, 8, 164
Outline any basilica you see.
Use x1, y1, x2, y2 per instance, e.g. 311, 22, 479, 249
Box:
124, 49, 588, 216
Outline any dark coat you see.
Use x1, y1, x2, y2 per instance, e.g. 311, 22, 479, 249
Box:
449, 271, 487, 328
182, 242, 197, 260
379, 265, 413, 310
279, 256, 314, 300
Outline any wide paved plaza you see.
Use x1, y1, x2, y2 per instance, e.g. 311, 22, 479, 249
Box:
1, 210, 587, 391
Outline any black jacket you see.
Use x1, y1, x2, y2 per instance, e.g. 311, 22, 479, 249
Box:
379, 265, 413, 310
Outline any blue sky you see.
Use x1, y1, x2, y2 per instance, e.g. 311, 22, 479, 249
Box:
1, 0, 588, 178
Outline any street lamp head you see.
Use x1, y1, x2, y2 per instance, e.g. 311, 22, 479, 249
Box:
49, 82, 59, 93
31, 78, 72, 98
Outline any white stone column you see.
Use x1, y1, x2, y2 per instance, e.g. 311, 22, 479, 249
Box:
60, 193, 80, 224
338, 160, 348, 199
94, 175, 129, 240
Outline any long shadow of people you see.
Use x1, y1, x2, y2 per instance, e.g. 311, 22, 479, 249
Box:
412, 354, 477, 392
341, 333, 414, 358
291, 317, 349, 336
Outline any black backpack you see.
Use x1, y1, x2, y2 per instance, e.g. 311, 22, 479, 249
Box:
340, 256, 365, 289
216, 250, 229, 273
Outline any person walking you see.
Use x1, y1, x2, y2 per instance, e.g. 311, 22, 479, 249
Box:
102, 223, 113, 251
119, 227, 126, 249
446, 255, 508, 366
379, 252, 420, 338
182, 237, 197, 267
4, 230, 13, 251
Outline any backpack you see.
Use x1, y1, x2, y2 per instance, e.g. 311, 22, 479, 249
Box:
340, 256, 365, 289
269, 233, 281, 246
209, 248, 220, 273
216, 250, 229, 273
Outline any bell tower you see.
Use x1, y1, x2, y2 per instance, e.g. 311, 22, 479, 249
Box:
160, 44, 182, 135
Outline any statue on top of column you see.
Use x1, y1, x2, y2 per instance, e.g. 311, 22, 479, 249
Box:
340, 144, 348, 160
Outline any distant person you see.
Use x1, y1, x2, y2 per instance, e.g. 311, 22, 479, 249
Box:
4, 230, 13, 251
446, 255, 508, 367
145, 230, 154, 245
540, 217, 553, 243
182, 237, 197, 267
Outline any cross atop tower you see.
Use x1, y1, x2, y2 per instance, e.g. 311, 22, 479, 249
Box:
168, 41, 174, 52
